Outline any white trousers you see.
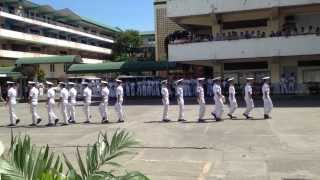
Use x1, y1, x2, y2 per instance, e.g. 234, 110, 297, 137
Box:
280, 84, 288, 94
61, 102, 69, 123
244, 98, 254, 116
162, 103, 169, 120
48, 103, 57, 124
68, 103, 76, 122
30, 103, 40, 124
228, 98, 238, 115
115, 101, 124, 121
214, 98, 224, 118
8, 103, 18, 124
83, 102, 91, 122
199, 102, 206, 119
263, 97, 273, 115
178, 100, 184, 120
99, 102, 109, 120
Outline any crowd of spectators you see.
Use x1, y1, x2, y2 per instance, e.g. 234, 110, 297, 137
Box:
169, 25, 320, 45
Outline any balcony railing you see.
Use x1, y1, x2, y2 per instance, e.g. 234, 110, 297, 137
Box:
0, 8, 114, 43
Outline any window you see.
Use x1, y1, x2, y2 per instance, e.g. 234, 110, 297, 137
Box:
50, 64, 55, 72
222, 19, 268, 30
303, 69, 320, 82
224, 62, 268, 71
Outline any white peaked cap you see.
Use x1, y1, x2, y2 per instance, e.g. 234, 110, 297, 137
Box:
68, 82, 76, 85
175, 79, 183, 84
246, 77, 254, 80
212, 77, 221, 81
161, 80, 168, 84
197, 78, 205, 81
59, 82, 66, 85
262, 76, 271, 80
6, 81, 15, 84
101, 81, 108, 84
227, 77, 234, 82
28, 81, 36, 85
116, 79, 122, 83
81, 82, 88, 85
45, 81, 53, 85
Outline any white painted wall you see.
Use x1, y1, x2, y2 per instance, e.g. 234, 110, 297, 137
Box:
0, 28, 112, 55
0, 11, 114, 43
168, 35, 320, 61
167, 0, 320, 17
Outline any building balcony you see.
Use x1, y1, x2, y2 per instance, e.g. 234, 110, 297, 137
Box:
0, 10, 114, 43
0, 49, 104, 64
167, 0, 320, 18
168, 34, 320, 62
0, 28, 112, 55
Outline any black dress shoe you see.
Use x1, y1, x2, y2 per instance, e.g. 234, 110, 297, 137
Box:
243, 113, 248, 119
162, 119, 171, 122
198, 119, 206, 123
61, 123, 68, 126
118, 119, 124, 123
83, 121, 90, 124
227, 114, 233, 119
16, 119, 20, 125
54, 119, 59, 125
46, 123, 54, 127
29, 123, 37, 127
264, 114, 270, 119
7, 123, 16, 127
37, 118, 42, 124
102, 120, 109, 124
216, 118, 222, 122
178, 119, 186, 122
69, 120, 76, 124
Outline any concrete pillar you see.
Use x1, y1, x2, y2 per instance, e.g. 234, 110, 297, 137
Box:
269, 59, 280, 83
212, 62, 223, 77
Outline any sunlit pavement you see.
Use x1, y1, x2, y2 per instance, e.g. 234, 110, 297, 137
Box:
1, 99, 320, 180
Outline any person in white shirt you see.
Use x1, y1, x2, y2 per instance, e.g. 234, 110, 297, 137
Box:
82, 82, 92, 123
115, 79, 124, 123
197, 78, 206, 122
211, 77, 224, 121
243, 78, 255, 119
46, 81, 59, 126
99, 81, 110, 123
176, 79, 185, 121
59, 82, 69, 125
68, 82, 77, 124
262, 77, 273, 119
6, 81, 20, 126
28, 81, 42, 126
161, 80, 171, 122
227, 78, 238, 119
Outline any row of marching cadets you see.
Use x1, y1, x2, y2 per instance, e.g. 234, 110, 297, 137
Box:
4, 79, 125, 127
160, 76, 273, 122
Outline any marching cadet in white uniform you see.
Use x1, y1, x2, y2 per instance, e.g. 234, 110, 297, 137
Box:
227, 78, 238, 119
68, 82, 77, 124
82, 82, 92, 123
175, 79, 186, 121
243, 78, 255, 119
212, 77, 224, 121
161, 80, 171, 122
28, 81, 42, 126
46, 81, 59, 126
115, 79, 125, 123
99, 81, 110, 123
59, 82, 69, 126
6, 81, 20, 126
197, 78, 206, 122
262, 77, 273, 119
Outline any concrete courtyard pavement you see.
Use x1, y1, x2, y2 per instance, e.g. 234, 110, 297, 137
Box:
1, 100, 320, 180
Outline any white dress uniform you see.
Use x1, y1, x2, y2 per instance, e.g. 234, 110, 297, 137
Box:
262, 83, 273, 116
197, 84, 206, 120
228, 85, 238, 116
29, 87, 41, 124
115, 85, 124, 121
83, 87, 92, 122
7, 87, 18, 124
99, 86, 110, 121
47, 87, 58, 124
68, 87, 77, 122
244, 83, 254, 116
60, 87, 69, 124
213, 84, 224, 119
161, 85, 170, 120
176, 85, 184, 120
280, 77, 288, 94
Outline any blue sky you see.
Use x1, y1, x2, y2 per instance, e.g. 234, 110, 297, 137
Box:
31, 0, 154, 32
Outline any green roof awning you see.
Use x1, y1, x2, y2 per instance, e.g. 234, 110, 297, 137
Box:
0, 66, 22, 78
67, 61, 176, 74
16, 55, 83, 65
